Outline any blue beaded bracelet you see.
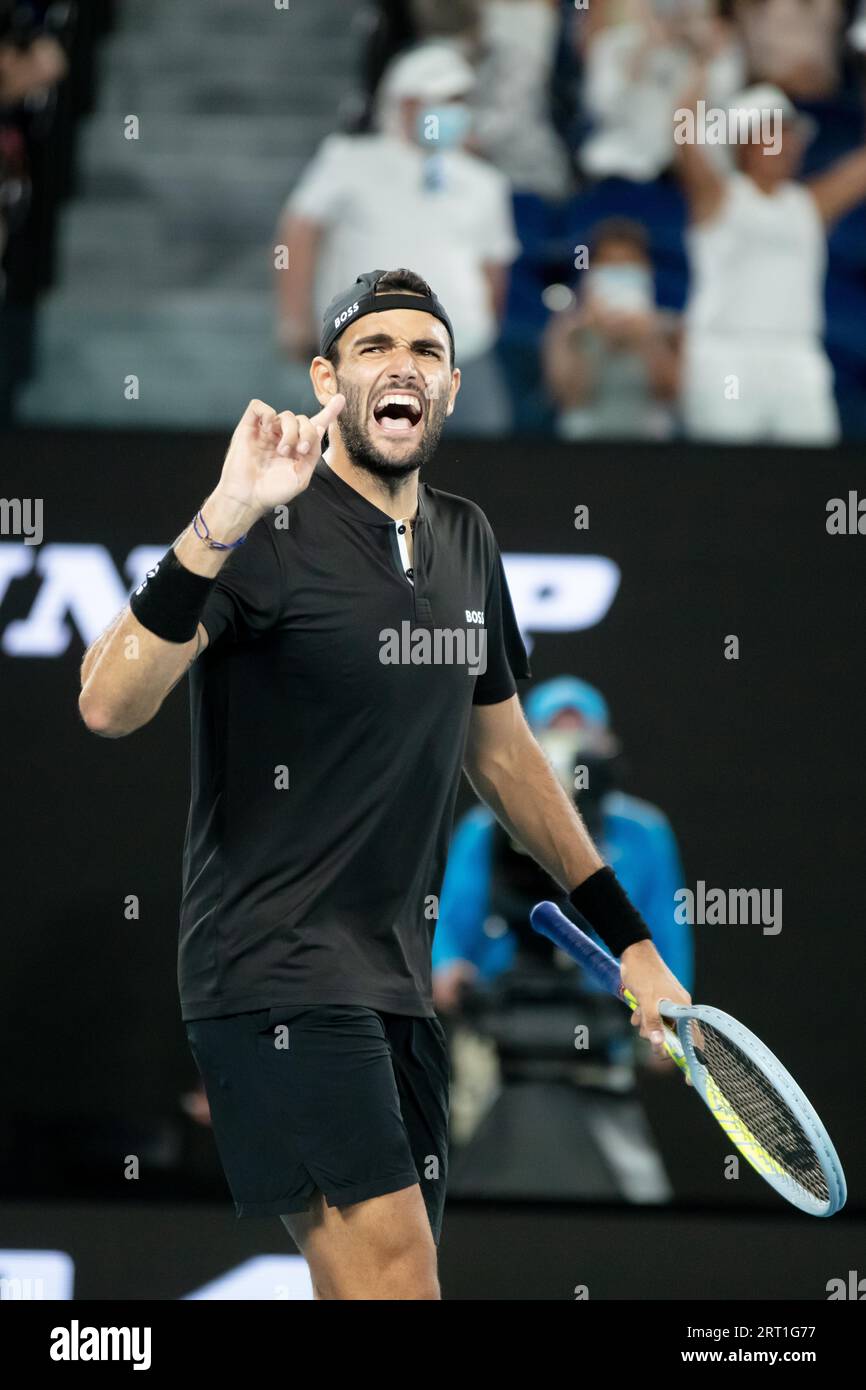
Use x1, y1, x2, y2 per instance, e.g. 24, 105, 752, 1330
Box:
193, 509, 248, 551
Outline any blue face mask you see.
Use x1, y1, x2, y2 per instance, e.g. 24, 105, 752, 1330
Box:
416, 102, 472, 151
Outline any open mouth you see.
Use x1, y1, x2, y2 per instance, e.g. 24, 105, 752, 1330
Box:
371, 393, 424, 436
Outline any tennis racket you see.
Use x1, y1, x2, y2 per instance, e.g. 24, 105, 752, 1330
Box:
530, 900, 846, 1217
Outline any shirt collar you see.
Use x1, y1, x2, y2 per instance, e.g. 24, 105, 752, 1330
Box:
315, 450, 426, 528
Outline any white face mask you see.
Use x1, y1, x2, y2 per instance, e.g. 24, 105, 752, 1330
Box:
585, 265, 654, 314
536, 729, 584, 795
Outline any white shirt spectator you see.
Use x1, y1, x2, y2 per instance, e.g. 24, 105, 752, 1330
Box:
682, 173, 838, 443
581, 21, 745, 182
470, 0, 573, 198
686, 171, 826, 338
284, 131, 520, 362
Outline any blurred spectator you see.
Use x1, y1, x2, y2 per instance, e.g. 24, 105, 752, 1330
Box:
0, 23, 64, 105
576, 0, 744, 182
0, 119, 26, 265
851, 0, 866, 55
356, 1, 483, 132
734, 0, 845, 101
542, 217, 681, 439
0, 0, 70, 420
275, 42, 520, 435
409, 0, 483, 33
0, 1, 66, 269
468, 0, 574, 198
678, 78, 866, 443
433, 675, 693, 1011
360, 1, 573, 195
435, 675, 691, 1199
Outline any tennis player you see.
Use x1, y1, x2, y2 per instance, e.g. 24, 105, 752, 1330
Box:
78, 267, 691, 1300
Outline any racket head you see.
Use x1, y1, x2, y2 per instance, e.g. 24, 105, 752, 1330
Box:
657, 1001, 847, 1217
530, 903, 846, 1217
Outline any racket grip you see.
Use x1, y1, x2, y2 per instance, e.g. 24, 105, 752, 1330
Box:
530, 900, 624, 999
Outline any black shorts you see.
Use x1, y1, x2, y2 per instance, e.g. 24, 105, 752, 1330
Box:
185, 1005, 450, 1244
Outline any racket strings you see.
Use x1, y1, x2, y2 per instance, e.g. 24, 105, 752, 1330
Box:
688, 1020, 830, 1205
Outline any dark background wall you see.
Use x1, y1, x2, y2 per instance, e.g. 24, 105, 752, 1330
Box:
3, 1199, 864, 1301
1, 429, 863, 1208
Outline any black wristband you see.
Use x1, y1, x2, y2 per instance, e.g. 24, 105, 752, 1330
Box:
129, 546, 216, 643
568, 866, 652, 958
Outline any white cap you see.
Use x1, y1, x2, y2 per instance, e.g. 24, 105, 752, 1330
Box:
728, 83, 817, 143
378, 41, 475, 105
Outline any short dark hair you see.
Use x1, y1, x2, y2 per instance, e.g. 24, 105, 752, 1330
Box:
376, 267, 436, 298
325, 267, 452, 368
587, 217, 650, 261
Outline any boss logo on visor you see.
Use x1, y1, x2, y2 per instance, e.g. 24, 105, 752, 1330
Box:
333, 301, 360, 329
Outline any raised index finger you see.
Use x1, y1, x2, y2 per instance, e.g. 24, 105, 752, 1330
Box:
310, 393, 346, 434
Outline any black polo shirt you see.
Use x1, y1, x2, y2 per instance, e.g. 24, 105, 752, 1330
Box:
179, 457, 530, 1021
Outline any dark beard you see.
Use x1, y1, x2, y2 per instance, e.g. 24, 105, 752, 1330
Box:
335, 378, 449, 498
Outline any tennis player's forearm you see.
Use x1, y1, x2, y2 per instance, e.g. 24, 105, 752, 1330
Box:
78, 491, 243, 737
465, 735, 603, 892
